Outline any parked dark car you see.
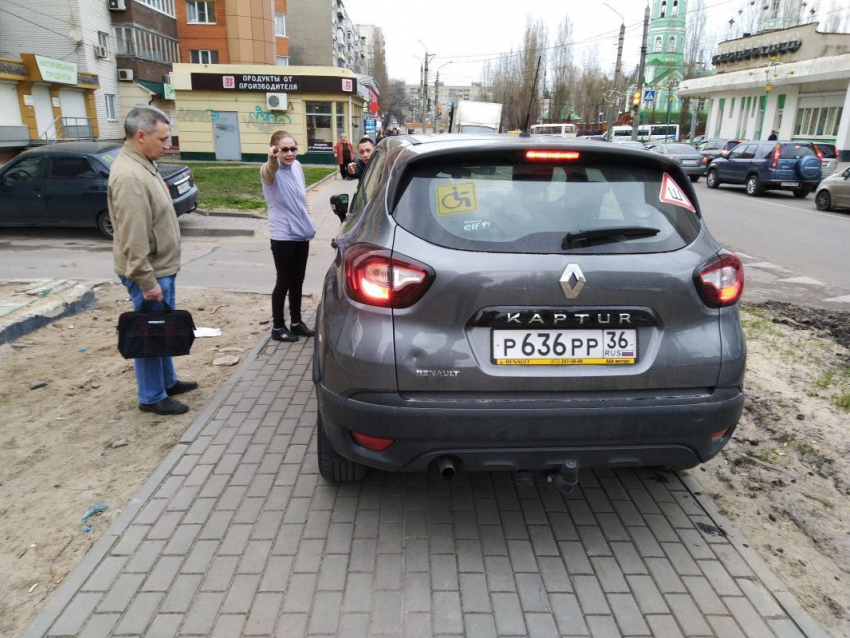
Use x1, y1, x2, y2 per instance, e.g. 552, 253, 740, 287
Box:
316, 135, 746, 487
705, 141, 822, 197
696, 138, 747, 176
646, 142, 705, 181
0, 142, 198, 239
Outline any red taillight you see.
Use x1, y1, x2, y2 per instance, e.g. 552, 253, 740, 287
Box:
526, 150, 580, 161
694, 250, 744, 308
351, 431, 395, 451
720, 149, 729, 157
189, 168, 195, 185
701, 157, 708, 165
711, 428, 730, 443
770, 143, 781, 170
815, 146, 823, 162
344, 244, 434, 308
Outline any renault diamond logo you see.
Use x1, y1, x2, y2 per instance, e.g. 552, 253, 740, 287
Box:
560, 264, 586, 299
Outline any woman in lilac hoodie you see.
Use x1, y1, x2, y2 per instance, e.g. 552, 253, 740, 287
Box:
261, 130, 317, 342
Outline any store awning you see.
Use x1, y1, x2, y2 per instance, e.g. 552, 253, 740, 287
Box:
137, 79, 165, 98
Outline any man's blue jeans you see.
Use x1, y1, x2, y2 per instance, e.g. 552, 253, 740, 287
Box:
120, 275, 178, 405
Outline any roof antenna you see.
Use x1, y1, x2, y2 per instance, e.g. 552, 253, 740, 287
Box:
519, 56, 543, 138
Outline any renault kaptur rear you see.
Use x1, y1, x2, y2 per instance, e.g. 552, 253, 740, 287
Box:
313, 135, 746, 484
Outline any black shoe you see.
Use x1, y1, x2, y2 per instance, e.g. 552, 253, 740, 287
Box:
139, 397, 189, 415
291, 322, 315, 337
271, 326, 298, 342
166, 380, 198, 396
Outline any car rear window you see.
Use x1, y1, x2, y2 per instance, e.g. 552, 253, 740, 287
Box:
393, 160, 702, 255
665, 144, 697, 154
815, 144, 837, 158
779, 143, 815, 159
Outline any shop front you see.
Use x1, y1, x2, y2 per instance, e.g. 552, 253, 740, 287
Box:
169, 64, 367, 163
0, 55, 100, 161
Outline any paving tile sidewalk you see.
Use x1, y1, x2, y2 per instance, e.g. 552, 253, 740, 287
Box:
22, 177, 827, 638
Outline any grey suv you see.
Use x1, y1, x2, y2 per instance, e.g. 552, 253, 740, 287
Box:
315, 135, 746, 488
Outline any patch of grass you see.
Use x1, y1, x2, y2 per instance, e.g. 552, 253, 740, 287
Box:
832, 391, 850, 410
187, 166, 335, 211
814, 370, 837, 389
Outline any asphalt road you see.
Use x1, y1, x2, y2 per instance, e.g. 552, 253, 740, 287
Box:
0, 176, 848, 310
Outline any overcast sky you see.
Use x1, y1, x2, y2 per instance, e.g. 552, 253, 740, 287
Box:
345, 0, 723, 86
345, 0, 846, 87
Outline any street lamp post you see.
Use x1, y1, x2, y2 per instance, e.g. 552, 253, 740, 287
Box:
416, 40, 435, 134
665, 78, 679, 140
603, 3, 625, 141
434, 61, 453, 133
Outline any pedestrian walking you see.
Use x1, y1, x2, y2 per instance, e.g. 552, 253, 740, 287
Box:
346, 136, 375, 184
768, 130, 778, 140
376, 128, 385, 143
261, 131, 316, 343
109, 105, 197, 415
333, 134, 354, 179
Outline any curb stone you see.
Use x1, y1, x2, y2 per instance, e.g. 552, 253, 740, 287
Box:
18, 331, 272, 638
678, 470, 830, 638
180, 227, 255, 238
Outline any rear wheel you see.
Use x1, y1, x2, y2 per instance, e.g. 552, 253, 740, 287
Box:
689, 175, 700, 183
815, 190, 832, 211
706, 169, 719, 189
96, 210, 114, 240
792, 188, 809, 199
316, 412, 368, 482
745, 174, 762, 197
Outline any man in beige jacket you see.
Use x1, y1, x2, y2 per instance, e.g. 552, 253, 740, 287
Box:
109, 106, 197, 415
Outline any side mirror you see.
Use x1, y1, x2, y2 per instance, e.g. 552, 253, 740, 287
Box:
101, 170, 110, 179
329, 194, 349, 222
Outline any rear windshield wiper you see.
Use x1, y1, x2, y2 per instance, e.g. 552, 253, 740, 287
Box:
561, 226, 660, 249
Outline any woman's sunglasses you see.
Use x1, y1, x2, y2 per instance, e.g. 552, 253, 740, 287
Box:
277, 146, 298, 153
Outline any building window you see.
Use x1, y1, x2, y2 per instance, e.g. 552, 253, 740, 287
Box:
187, 1, 216, 23
654, 36, 662, 52
275, 13, 286, 36
136, 0, 175, 17
105, 94, 116, 120
190, 49, 219, 64
98, 31, 110, 55
667, 36, 676, 52
794, 106, 842, 137
672, 0, 678, 16
336, 102, 345, 137
306, 102, 333, 151
276, 55, 289, 66
115, 26, 179, 63
660, 0, 666, 18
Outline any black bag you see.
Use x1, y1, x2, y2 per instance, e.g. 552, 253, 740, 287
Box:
117, 301, 196, 359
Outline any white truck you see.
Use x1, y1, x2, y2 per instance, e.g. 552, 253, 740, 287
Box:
449, 101, 503, 134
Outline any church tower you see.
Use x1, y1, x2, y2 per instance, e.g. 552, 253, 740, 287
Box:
644, 0, 687, 114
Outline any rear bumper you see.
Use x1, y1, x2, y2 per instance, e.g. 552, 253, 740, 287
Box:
172, 186, 199, 217
316, 383, 744, 472
763, 179, 819, 190
681, 165, 705, 176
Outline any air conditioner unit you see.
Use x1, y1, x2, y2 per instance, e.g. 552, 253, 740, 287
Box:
118, 68, 134, 81
94, 46, 109, 59
266, 93, 287, 111
107, 0, 126, 10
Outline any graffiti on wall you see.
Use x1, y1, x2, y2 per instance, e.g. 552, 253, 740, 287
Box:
176, 109, 220, 122
246, 105, 292, 129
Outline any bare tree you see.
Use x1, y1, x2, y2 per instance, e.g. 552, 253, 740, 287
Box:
371, 32, 388, 94
685, 0, 707, 78
549, 17, 576, 123
379, 79, 411, 126
822, 0, 849, 32
573, 47, 607, 133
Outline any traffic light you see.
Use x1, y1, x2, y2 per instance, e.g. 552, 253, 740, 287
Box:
632, 91, 641, 107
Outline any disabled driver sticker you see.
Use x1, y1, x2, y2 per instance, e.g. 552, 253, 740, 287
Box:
436, 182, 478, 216
659, 173, 696, 213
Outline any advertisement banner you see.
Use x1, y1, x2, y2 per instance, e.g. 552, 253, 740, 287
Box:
35, 56, 78, 85
191, 73, 358, 95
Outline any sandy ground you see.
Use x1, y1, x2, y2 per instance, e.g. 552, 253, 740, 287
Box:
1, 288, 848, 637
0, 282, 279, 637
696, 302, 850, 637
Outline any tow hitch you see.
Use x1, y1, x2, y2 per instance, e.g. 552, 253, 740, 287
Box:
546, 460, 579, 494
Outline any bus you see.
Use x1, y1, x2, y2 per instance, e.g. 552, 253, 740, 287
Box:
530, 123, 578, 138
611, 124, 679, 142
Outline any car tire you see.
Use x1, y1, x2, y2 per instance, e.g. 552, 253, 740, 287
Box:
815, 190, 832, 211
792, 188, 809, 199
745, 174, 762, 197
96, 210, 114, 240
317, 412, 368, 482
689, 175, 700, 183
706, 169, 719, 189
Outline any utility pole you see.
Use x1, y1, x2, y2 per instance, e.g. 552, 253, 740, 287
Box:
689, 98, 699, 142
419, 61, 425, 134
434, 61, 453, 133
605, 16, 625, 141
417, 41, 435, 134
632, 4, 650, 141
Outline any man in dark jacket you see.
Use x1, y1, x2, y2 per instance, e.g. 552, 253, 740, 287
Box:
767, 130, 778, 140
346, 136, 375, 184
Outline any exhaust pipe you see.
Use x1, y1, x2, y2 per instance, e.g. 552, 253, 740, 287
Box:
437, 456, 457, 481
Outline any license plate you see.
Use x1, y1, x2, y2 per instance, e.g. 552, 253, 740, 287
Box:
780, 181, 800, 187
682, 160, 698, 165
492, 329, 637, 365
177, 181, 190, 194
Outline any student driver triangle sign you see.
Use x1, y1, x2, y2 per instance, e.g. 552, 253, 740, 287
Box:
659, 173, 696, 212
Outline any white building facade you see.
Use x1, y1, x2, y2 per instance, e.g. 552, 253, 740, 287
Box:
679, 22, 850, 161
